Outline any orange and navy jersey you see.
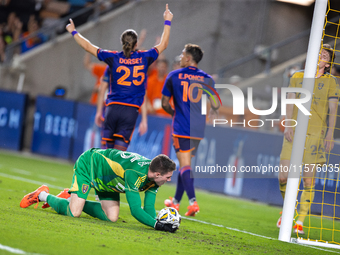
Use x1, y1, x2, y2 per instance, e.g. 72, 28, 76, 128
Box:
97, 48, 159, 108
162, 66, 215, 139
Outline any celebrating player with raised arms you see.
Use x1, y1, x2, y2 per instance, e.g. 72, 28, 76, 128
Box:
161, 44, 220, 216
66, 4, 173, 151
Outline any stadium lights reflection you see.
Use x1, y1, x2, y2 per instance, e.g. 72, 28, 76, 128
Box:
276, 0, 315, 6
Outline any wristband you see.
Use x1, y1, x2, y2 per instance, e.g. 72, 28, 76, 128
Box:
71, 30, 78, 36
164, 20, 171, 26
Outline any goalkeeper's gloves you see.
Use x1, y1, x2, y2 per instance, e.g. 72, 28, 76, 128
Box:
154, 221, 178, 233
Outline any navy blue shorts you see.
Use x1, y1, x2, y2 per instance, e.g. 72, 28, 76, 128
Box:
172, 136, 201, 156
103, 104, 139, 144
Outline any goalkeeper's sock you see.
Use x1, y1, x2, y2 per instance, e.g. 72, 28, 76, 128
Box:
38, 191, 48, 202
180, 166, 196, 201
174, 172, 184, 203
297, 186, 315, 223
46, 195, 74, 217
82, 200, 111, 221
279, 182, 287, 200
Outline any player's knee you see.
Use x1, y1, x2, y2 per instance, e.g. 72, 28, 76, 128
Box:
69, 206, 82, 217
71, 210, 82, 218
102, 208, 119, 222
278, 172, 287, 184
108, 215, 118, 222
278, 177, 287, 184
303, 178, 313, 188
104, 211, 118, 222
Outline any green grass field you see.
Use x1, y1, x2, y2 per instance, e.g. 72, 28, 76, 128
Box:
0, 150, 339, 255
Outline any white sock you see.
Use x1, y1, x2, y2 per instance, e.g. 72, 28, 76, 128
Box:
189, 197, 196, 206
173, 198, 180, 204
38, 191, 48, 202
296, 220, 303, 226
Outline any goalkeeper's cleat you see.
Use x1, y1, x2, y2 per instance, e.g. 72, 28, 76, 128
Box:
185, 201, 200, 216
42, 188, 70, 209
20, 185, 49, 209
164, 197, 180, 211
293, 224, 305, 235
276, 211, 282, 228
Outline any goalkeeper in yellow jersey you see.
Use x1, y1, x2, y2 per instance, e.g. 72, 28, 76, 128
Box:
277, 44, 340, 234
20, 149, 178, 232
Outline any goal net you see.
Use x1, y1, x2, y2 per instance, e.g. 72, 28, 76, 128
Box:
281, 0, 340, 249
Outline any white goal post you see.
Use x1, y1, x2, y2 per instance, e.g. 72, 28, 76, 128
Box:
278, 0, 328, 244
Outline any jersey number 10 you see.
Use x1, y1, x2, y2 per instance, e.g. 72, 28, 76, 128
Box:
181, 81, 203, 103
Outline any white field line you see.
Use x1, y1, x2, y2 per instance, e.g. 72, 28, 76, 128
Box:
10, 168, 31, 176
180, 216, 340, 254
0, 172, 64, 190
0, 244, 25, 254
0, 243, 44, 255
1, 172, 339, 254
37, 175, 57, 182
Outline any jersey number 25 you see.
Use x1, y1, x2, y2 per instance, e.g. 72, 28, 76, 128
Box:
117, 65, 145, 86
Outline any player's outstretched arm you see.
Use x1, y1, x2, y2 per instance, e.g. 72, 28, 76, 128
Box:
66, 19, 99, 57
155, 4, 173, 55
125, 189, 157, 227
143, 187, 157, 218
139, 95, 148, 136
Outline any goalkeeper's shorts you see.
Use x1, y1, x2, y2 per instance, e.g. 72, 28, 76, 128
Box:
69, 150, 120, 201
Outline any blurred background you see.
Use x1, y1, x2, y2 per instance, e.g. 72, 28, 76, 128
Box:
1, 0, 340, 216
1, 0, 340, 151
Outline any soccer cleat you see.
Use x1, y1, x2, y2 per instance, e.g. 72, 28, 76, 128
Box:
164, 197, 180, 211
42, 188, 70, 209
277, 211, 282, 228
20, 185, 49, 209
293, 224, 305, 235
185, 201, 200, 216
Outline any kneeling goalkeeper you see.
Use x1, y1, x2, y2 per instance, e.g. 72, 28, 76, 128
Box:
20, 148, 177, 232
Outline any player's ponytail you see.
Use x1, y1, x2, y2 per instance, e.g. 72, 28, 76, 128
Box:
121, 29, 138, 59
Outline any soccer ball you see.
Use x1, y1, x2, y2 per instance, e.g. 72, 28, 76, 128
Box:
157, 207, 181, 228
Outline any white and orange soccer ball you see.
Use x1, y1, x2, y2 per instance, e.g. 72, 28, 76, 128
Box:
157, 207, 181, 228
